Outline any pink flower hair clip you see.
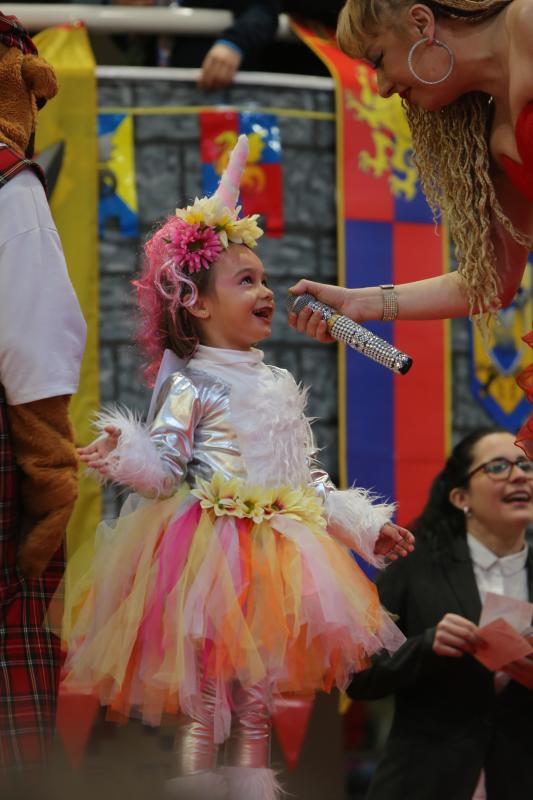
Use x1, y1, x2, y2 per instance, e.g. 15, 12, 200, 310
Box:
165, 220, 223, 274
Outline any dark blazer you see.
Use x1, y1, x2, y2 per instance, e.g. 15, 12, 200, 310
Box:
348, 534, 533, 800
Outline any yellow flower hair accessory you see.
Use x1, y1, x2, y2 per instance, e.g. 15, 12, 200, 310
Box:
175, 196, 263, 251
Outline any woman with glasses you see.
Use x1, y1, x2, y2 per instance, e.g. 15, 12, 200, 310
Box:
347, 426, 533, 800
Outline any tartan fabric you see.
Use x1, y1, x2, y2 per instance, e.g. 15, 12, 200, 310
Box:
0, 387, 65, 770
0, 159, 64, 768
0, 146, 46, 193
0, 12, 37, 55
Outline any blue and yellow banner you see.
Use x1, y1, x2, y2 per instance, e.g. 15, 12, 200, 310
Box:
98, 112, 138, 237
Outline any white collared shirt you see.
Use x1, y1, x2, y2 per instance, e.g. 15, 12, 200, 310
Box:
467, 533, 529, 603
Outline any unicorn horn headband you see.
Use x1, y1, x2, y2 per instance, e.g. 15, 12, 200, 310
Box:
213, 132, 249, 210
168, 134, 263, 274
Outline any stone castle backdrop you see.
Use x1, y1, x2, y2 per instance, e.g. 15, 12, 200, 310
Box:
97, 71, 493, 516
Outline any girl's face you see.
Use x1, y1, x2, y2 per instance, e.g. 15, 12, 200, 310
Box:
453, 432, 533, 537
195, 245, 274, 351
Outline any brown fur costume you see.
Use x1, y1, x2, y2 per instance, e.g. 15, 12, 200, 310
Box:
0, 43, 57, 156
0, 40, 79, 578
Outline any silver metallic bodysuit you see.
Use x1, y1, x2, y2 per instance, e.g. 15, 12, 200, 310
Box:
147, 345, 334, 499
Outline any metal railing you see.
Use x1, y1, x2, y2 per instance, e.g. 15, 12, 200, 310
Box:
2, 3, 293, 37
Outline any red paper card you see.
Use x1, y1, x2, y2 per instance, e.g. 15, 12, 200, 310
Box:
475, 617, 533, 671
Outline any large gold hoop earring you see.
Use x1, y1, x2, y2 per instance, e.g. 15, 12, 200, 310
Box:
407, 36, 454, 86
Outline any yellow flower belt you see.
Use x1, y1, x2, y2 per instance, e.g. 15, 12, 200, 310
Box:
191, 473, 326, 529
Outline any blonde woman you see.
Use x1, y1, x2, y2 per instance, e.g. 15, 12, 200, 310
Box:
288, 0, 533, 448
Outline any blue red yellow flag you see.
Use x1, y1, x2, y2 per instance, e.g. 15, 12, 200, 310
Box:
200, 110, 284, 237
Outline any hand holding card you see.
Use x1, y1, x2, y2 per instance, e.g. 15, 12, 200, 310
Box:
474, 594, 533, 683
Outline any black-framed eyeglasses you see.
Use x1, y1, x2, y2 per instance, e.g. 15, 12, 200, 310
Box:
467, 457, 533, 481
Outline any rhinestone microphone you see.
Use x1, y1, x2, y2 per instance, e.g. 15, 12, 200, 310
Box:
287, 292, 413, 375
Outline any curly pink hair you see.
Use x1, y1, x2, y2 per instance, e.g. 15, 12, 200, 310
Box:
134, 216, 216, 385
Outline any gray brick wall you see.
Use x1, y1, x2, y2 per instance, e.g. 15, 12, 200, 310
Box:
97, 73, 492, 516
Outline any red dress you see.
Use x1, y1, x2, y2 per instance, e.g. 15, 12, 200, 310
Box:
500, 103, 533, 455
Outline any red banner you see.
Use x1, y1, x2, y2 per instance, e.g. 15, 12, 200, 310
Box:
272, 694, 314, 771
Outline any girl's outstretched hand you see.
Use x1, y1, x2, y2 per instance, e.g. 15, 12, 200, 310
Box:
78, 425, 121, 476
374, 522, 414, 560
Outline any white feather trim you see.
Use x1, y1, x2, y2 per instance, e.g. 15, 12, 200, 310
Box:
221, 767, 284, 800
165, 771, 228, 799
229, 369, 314, 487
325, 488, 395, 568
92, 406, 175, 498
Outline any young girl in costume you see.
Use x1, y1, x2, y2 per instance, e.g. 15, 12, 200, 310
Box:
61, 136, 412, 800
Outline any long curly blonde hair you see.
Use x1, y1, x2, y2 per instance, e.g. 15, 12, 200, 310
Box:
337, 0, 531, 318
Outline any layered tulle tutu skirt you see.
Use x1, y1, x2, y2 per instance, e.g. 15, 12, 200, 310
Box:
60, 477, 403, 740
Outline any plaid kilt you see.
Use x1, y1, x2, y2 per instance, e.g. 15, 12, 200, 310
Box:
0, 387, 65, 770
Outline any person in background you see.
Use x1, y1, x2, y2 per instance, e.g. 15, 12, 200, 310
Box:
107, 0, 280, 87
183, 0, 281, 90
347, 427, 533, 800
170, 0, 346, 82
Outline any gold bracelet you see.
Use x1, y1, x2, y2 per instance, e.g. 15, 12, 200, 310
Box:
379, 284, 399, 321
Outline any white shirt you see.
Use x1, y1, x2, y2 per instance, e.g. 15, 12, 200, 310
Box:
467, 533, 529, 603
0, 168, 86, 404
189, 343, 266, 383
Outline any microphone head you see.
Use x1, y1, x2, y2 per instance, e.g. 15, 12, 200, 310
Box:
397, 356, 413, 375
286, 292, 316, 315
